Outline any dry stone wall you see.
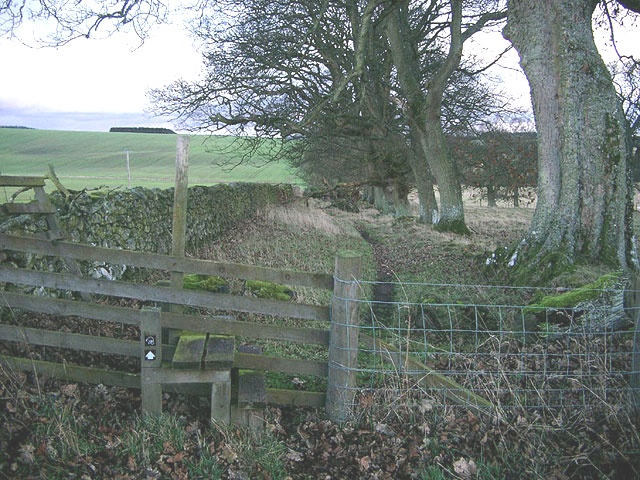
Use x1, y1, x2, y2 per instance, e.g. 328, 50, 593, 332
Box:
50, 183, 291, 253
1, 183, 292, 280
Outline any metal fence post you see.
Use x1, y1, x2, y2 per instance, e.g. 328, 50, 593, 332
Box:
326, 251, 362, 422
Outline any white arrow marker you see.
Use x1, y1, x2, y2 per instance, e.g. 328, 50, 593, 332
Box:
145, 350, 156, 361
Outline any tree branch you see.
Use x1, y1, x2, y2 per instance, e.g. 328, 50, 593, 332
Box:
617, 0, 640, 14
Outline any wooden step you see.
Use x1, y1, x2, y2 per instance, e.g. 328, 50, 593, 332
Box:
205, 335, 235, 369
172, 332, 208, 370
233, 345, 266, 430
172, 332, 235, 370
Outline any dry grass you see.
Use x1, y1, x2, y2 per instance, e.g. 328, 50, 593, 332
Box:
260, 199, 362, 238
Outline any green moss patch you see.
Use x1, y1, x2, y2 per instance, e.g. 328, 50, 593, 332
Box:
245, 280, 294, 301
524, 272, 621, 314
433, 218, 471, 236
182, 274, 229, 293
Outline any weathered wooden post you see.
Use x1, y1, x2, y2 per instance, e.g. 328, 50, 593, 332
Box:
140, 307, 163, 416
171, 135, 189, 284
168, 136, 190, 344
326, 251, 362, 422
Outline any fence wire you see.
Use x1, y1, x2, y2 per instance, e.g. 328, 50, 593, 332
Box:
345, 280, 637, 415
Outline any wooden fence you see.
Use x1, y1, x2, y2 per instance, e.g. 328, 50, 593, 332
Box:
0, 173, 421, 426
10, 175, 632, 424
0, 221, 362, 423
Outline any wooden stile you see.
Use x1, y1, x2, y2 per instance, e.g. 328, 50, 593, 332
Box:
0, 175, 90, 301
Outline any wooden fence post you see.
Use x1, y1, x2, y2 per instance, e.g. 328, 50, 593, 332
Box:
171, 135, 190, 265
140, 307, 163, 416
326, 251, 362, 422
168, 136, 190, 344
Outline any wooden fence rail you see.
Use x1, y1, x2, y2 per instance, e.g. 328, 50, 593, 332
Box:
0, 233, 335, 290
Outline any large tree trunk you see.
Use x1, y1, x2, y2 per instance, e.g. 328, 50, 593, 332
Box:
503, 0, 635, 279
409, 132, 439, 222
385, 0, 468, 232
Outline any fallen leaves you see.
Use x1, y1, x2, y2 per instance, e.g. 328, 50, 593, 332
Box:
17, 443, 35, 465
374, 422, 395, 436
3, 381, 639, 479
359, 455, 371, 471
219, 443, 238, 463
453, 457, 478, 478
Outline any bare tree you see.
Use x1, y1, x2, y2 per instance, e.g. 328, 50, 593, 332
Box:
610, 56, 640, 135
0, 0, 167, 44
151, 0, 503, 222
385, 0, 507, 231
149, 1, 413, 215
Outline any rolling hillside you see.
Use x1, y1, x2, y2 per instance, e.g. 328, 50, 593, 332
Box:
0, 128, 301, 192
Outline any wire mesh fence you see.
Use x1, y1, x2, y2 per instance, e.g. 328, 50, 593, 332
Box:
347, 280, 638, 417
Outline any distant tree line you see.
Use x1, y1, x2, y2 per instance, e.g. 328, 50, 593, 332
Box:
109, 127, 176, 134
451, 130, 538, 207
0, 126, 34, 129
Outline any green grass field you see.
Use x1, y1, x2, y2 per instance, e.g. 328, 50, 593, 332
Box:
0, 128, 302, 193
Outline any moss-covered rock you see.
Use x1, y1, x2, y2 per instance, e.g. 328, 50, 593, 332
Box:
522, 271, 630, 336
524, 272, 621, 314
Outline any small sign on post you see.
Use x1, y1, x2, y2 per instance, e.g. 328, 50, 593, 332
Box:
140, 307, 162, 415
144, 350, 157, 361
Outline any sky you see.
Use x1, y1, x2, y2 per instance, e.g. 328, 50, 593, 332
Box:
0, 21, 203, 132
0, 9, 637, 133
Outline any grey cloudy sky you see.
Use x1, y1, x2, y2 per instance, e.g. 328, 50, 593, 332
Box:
0, 22, 202, 132
0, 12, 636, 133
